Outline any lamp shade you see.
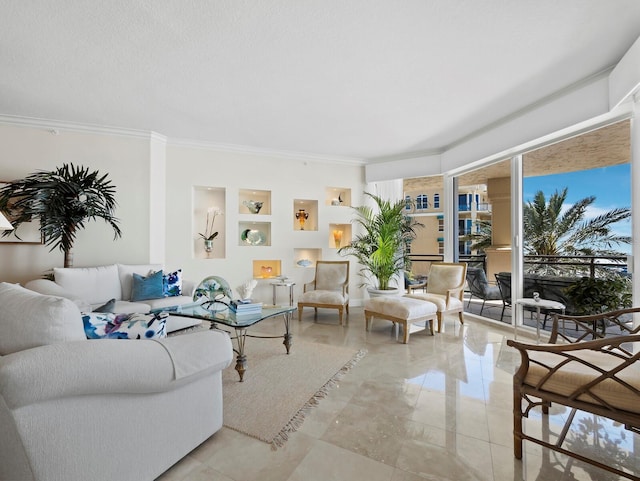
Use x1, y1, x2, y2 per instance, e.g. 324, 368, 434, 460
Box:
0, 211, 14, 231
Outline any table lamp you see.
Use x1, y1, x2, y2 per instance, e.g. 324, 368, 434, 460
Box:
0, 211, 13, 232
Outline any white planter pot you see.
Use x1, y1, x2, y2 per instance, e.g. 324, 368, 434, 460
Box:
367, 287, 402, 298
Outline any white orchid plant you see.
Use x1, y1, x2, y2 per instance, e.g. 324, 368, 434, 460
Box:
199, 206, 223, 241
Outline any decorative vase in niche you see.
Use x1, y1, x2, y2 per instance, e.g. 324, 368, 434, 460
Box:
295, 209, 309, 230
333, 229, 343, 248
204, 239, 213, 254
243, 200, 263, 214
261, 266, 272, 277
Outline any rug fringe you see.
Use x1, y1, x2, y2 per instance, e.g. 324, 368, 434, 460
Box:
269, 348, 367, 450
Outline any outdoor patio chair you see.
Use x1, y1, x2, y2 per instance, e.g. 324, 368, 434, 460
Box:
507, 307, 640, 480
494, 272, 512, 323
465, 267, 501, 316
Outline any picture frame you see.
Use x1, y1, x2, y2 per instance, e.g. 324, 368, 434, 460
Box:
0, 182, 44, 244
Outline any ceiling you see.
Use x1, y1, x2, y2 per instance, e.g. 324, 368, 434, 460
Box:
2, 1, 640, 161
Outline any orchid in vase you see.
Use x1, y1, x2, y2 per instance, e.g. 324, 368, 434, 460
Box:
199, 206, 223, 253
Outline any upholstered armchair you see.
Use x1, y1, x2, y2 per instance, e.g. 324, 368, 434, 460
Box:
298, 261, 349, 324
507, 307, 640, 480
406, 262, 467, 332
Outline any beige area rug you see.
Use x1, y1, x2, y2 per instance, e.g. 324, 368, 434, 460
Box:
222, 336, 366, 448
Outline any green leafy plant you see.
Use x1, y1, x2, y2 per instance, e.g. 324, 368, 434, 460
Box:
565, 275, 632, 316
0, 163, 121, 267
338, 192, 423, 290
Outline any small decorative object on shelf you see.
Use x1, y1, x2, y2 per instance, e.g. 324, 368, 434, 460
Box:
295, 209, 309, 230
297, 259, 312, 267
333, 229, 343, 248
261, 266, 273, 277
236, 279, 257, 300
243, 200, 263, 214
198, 206, 223, 256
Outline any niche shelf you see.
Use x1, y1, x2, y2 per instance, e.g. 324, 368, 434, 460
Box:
329, 223, 352, 249
239, 221, 271, 246
325, 187, 351, 207
252, 260, 282, 279
294, 248, 321, 268
239, 189, 271, 215
192, 186, 226, 259
293, 199, 318, 231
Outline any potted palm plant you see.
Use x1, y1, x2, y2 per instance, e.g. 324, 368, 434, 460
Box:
0, 163, 121, 267
339, 192, 422, 295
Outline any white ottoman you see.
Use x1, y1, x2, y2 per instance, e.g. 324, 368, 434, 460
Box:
363, 296, 438, 343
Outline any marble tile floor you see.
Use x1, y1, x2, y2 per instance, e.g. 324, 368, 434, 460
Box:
156, 308, 639, 481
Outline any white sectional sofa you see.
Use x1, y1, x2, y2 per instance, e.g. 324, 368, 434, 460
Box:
0, 282, 233, 481
25, 263, 201, 332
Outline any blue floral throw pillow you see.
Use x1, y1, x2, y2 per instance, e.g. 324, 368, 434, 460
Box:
82, 312, 168, 340
163, 269, 183, 297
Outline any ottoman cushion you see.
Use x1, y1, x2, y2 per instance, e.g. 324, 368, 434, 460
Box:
364, 296, 437, 319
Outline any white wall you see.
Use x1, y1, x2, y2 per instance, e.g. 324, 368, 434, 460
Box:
164, 145, 366, 304
0, 124, 155, 284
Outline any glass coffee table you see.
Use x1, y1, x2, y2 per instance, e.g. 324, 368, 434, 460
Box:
155, 302, 296, 382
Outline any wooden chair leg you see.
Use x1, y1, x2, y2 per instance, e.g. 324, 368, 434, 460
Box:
298, 306, 303, 321
514, 389, 524, 459
364, 313, 371, 331
437, 312, 443, 332
458, 312, 464, 324
402, 320, 409, 344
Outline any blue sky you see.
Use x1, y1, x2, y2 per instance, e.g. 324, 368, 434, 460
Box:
523, 163, 632, 253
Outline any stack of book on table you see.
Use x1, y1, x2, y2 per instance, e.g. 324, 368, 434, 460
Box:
230, 300, 263, 315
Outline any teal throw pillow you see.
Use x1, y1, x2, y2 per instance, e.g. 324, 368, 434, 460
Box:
94, 298, 116, 312
131, 270, 164, 301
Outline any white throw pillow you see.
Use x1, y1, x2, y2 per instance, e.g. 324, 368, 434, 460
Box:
53, 265, 122, 304
0, 282, 86, 355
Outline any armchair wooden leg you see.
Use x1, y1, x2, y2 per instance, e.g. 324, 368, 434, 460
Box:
402, 320, 410, 344
514, 388, 524, 459
458, 312, 464, 324
365, 312, 372, 331
298, 306, 303, 321
437, 312, 443, 332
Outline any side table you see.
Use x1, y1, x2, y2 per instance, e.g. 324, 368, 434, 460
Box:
271, 281, 296, 306
516, 297, 565, 343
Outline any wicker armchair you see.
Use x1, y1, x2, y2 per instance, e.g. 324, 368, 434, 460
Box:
507, 307, 640, 480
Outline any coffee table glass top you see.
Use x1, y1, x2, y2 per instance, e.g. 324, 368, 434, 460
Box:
153, 302, 296, 328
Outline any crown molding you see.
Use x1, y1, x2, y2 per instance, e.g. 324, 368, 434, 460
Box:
0, 114, 168, 143
166, 137, 367, 165
0, 114, 365, 165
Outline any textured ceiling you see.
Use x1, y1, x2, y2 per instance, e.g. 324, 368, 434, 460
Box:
2, 1, 640, 161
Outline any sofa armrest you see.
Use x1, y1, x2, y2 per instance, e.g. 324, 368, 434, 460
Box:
23, 279, 93, 312
0, 330, 232, 409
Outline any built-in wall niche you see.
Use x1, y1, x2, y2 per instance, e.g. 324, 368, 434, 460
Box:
239, 189, 271, 215
239, 221, 271, 246
293, 199, 318, 231
294, 248, 321, 268
325, 187, 351, 207
252, 260, 282, 279
193, 186, 226, 259
329, 223, 352, 249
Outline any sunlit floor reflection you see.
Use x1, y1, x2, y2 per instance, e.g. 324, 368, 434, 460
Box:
157, 308, 640, 481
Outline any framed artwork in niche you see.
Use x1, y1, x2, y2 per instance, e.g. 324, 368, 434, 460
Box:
0, 182, 44, 244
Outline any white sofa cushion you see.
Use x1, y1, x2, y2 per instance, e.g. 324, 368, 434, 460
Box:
54, 265, 122, 304
117, 264, 163, 301
0, 283, 86, 355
